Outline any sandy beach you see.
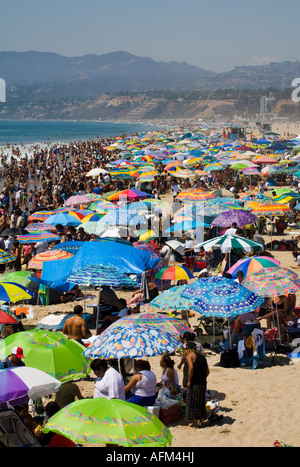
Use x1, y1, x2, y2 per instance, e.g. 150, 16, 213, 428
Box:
1, 119, 300, 449
18, 230, 300, 448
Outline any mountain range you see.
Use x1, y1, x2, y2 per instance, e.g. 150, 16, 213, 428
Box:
0, 50, 299, 97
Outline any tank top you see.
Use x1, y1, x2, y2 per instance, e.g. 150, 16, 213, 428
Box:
161, 368, 179, 386
133, 370, 156, 397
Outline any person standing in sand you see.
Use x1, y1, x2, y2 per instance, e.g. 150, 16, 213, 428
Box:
63, 304, 91, 345
185, 341, 209, 428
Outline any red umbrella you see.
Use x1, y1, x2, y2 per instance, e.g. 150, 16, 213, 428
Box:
0, 309, 18, 325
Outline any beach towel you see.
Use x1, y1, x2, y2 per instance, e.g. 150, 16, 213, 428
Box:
237, 328, 265, 369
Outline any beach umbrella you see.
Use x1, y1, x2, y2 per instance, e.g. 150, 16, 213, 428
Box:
42, 398, 172, 447
89, 200, 117, 214
28, 249, 74, 270
0, 249, 16, 264
155, 265, 194, 281
51, 241, 85, 255
96, 208, 146, 230
227, 256, 280, 279
114, 311, 193, 335
172, 169, 197, 179
78, 221, 99, 235
0, 271, 34, 287
107, 189, 150, 201
26, 223, 57, 232
190, 281, 264, 318
149, 285, 195, 312
182, 276, 234, 301
81, 213, 104, 223
175, 190, 216, 202
64, 195, 92, 206
251, 204, 292, 217
86, 168, 108, 177
196, 234, 264, 254
138, 230, 158, 242
243, 267, 300, 341
66, 264, 138, 288
83, 324, 180, 359
28, 211, 53, 222
0, 282, 34, 303
211, 209, 257, 229
0, 330, 91, 382
243, 267, 300, 297
1, 227, 29, 236
0, 309, 18, 325
164, 219, 208, 235
17, 232, 61, 243
44, 213, 82, 227
0, 366, 61, 407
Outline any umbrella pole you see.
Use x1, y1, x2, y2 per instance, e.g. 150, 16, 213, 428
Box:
95, 288, 101, 335
275, 302, 281, 343
228, 317, 232, 349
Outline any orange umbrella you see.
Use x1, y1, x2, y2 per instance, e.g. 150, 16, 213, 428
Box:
28, 249, 74, 270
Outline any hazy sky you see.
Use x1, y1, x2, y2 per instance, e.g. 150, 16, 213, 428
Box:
1, 0, 299, 72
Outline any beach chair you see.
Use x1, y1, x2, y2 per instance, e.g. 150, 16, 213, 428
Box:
0, 409, 41, 447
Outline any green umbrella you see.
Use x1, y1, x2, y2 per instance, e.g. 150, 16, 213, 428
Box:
1, 271, 33, 287
42, 398, 173, 447
0, 330, 91, 382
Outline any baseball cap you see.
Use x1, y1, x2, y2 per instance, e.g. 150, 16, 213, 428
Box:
11, 346, 25, 359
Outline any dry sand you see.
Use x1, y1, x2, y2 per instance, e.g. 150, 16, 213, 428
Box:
17, 234, 300, 449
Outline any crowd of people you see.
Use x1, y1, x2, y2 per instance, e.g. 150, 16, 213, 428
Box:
1, 127, 300, 447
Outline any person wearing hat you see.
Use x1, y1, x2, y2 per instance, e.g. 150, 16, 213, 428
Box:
0, 346, 25, 369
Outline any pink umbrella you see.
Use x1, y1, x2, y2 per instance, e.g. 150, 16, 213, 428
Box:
64, 195, 92, 206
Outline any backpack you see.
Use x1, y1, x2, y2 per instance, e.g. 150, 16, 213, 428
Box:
219, 349, 240, 368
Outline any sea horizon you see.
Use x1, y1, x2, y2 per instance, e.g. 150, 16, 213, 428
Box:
0, 119, 162, 149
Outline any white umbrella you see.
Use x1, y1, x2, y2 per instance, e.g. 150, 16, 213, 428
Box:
86, 168, 109, 177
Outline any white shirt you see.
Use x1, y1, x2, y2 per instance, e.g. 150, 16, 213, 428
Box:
225, 228, 237, 235
93, 367, 125, 400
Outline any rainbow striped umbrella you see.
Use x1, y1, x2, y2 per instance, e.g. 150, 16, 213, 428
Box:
155, 265, 194, 281
28, 249, 74, 270
251, 204, 292, 217
26, 223, 56, 232
175, 190, 216, 202
28, 211, 53, 221
227, 256, 280, 279
17, 232, 61, 243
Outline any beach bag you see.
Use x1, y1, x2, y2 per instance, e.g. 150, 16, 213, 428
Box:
220, 349, 240, 368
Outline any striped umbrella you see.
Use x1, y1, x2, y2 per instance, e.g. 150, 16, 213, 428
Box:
227, 256, 281, 279
28, 249, 74, 270
155, 265, 194, 281
26, 223, 57, 232
196, 233, 264, 254
251, 204, 292, 217
175, 190, 216, 202
89, 200, 117, 214
66, 264, 138, 287
64, 195, 92, 206
0, 282, 34, 303
17, 232, 61, 243
0, 249, 16, 264
28, 211, 53, 222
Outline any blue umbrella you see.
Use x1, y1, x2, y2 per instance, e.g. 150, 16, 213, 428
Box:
44, 213, 81, 227
164, 220, 209, 234
190, 282, 264, 318
182, 276, 234, 301
96, 208, 147, 231
66, 264, 138, 288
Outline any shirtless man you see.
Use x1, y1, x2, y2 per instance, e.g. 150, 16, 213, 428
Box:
63, 305, 91, 345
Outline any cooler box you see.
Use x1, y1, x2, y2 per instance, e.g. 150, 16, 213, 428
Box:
145, 406, 160, 418
159, 401, 181, 425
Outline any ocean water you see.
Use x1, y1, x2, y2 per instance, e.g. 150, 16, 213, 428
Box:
0, 120, 160, 147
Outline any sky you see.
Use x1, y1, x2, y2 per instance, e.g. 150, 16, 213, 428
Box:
0, 0, 299, 72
